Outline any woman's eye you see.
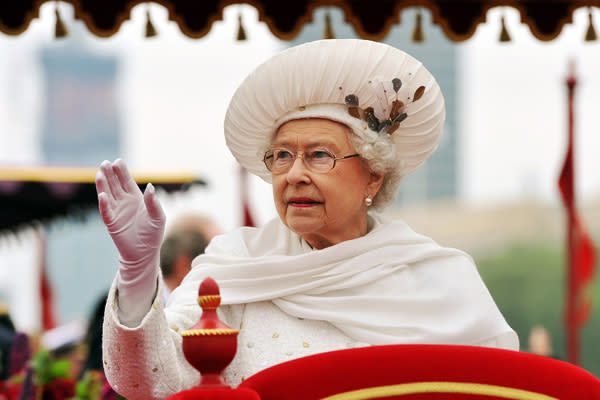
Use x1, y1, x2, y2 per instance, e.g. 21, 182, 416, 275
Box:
275, 150, 293, 160
311, 150, 332, 160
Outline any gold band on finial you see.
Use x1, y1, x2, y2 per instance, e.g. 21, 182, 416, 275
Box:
181, 329, 238, 337
198, 294, 221, 309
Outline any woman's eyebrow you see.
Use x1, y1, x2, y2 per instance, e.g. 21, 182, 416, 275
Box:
273, 138, 339, 148
306, 141, 341, 152
270, 139, 294, 147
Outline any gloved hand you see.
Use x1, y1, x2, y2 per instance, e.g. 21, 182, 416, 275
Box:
95, 159, 166, 326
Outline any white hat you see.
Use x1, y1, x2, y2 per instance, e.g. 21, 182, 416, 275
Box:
224, 39, 445, 185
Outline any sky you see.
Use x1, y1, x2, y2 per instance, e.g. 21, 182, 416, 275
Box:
457, 7, 600, 207
0, 3, 599, 331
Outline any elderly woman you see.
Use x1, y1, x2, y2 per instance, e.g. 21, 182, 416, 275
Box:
96, 39, 518, 399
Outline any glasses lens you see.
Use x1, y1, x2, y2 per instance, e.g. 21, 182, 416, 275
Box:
263, 150, 274, 171
306, 150, 335, 172
264, 148, 339, 173
265, 149, 295, 172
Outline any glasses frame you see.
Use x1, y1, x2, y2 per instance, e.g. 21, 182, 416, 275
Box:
263, 148, 360, 174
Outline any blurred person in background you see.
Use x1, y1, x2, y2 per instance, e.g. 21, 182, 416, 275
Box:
528, 324, 556, 359
160, 214, 220, 302
78, 292, 109, 379
167, 213, 223, 242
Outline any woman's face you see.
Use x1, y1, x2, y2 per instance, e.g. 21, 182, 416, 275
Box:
270, 118, 383, 249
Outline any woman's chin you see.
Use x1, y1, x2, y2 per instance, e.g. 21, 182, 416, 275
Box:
285, 217, 322, 237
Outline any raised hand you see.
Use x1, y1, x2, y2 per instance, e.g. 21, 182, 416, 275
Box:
96, 159, 166, 266
96, 159, 166, 325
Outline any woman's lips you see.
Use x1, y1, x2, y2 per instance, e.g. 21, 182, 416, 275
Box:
288, 197, 320, 208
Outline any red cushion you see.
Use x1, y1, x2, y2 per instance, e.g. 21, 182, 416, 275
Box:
238, 344, 600, 399
166, 387, 260, 400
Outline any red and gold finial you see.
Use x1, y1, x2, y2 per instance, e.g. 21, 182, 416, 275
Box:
181, 277, 239, 388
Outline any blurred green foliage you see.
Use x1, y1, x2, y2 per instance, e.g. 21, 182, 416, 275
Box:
476, 241, 599, 377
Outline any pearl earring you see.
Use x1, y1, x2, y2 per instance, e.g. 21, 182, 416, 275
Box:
365, 196, 373, 206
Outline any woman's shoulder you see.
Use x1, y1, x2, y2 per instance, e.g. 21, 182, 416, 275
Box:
369, 212, 428, 237
369, 212, 475, 264
368, 213, 438, 245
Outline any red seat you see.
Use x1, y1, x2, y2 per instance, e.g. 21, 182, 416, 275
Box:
238, 344, 600, 399
166, 387, 260, 400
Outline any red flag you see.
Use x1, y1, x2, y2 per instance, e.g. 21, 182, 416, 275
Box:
558, 61, 597, 365
34, 227, 57, 331
240, 166, 256, 227
571, 218, 596, 325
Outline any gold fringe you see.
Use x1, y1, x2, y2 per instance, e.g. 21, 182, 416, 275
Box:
323, 12, 335, 39
237, 13, 247, 41
585, 8, 597, 42
54, 4, 68, 38
499, 15, 511, 42
0, 165, 198, 184
411, 10, 425, 42
145, 9, 158, 38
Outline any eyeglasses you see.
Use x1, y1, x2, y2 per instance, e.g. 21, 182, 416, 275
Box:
263, 148, 360, 174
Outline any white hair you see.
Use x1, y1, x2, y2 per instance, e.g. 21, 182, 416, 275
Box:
346, 127, 403, 211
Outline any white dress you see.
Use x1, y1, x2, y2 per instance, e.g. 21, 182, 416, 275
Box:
102, 213, 518, 400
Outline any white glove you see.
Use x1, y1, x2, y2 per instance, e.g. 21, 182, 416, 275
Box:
95, 159, 166, 326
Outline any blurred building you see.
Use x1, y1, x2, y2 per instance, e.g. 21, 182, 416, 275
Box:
39, 38, 122, 324
40, 43, 121, 165
387, 15, 458, 204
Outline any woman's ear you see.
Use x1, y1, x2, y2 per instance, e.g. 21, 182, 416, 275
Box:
367, 172, 385, 198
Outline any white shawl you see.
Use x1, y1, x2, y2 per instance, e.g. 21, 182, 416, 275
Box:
169, 213, 518, 349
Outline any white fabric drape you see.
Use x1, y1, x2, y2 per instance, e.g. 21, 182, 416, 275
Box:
170, 213, 518, 349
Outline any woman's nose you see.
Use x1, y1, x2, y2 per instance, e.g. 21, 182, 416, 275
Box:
286, 154, 311, 184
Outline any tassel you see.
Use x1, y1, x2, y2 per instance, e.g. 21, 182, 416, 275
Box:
585, 8, 597, 42
499, 15, 511, 42
411, 10, 425, 42
323, 12, 335, 39
54, 3, 68, 38
145, 9, 158, 38
236, 13, 247, 41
